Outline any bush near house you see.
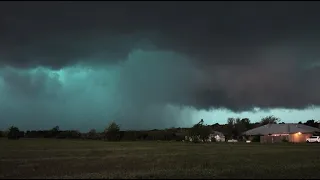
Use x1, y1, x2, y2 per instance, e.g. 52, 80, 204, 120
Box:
210, 136, 217, 142
251, 135, 261, 142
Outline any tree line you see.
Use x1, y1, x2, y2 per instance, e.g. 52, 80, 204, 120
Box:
1, 116, 319, 141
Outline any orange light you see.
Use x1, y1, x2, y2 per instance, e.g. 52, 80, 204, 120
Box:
297, 132, 301, 135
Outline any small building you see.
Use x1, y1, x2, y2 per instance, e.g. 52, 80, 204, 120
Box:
207, 131, 226, 142
243, 123, 320, 143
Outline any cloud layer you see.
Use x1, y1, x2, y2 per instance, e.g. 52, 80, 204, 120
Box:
0, 2, 320, 130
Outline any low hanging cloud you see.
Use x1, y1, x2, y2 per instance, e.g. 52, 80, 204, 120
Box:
0, 50, 199, 130
0, 1, 320, 130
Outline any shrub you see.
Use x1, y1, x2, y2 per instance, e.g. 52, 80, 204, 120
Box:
7, 126, 20, 140
87, 129, 98, 140
251, 135, 261, 142
211, 136, 217, 142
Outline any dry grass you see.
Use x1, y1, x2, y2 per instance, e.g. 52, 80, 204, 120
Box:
1, 138, 320, 179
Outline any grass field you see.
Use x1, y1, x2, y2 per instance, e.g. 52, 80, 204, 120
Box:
1, 139, 320, 179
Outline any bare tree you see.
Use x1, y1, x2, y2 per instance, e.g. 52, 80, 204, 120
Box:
260, 116, 280, 125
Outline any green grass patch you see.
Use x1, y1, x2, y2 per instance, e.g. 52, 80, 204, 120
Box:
1, 138, 320, 179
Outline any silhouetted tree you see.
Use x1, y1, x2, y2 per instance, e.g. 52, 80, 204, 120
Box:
211, 123, 220, 128
88, 129, 97, 140
260, 116, 280, 125
304, 120, 318, 128
42, 126, 60, 138
73, 130, 81, 139
226, 118, 235, 139
241, 118, 252, 129
104, 121, 121, 141
7, 126, 20, 140
225, 117, 252, 140
199, 126, 212, 142
189, 119, 211, 142
51, 126, 60, 137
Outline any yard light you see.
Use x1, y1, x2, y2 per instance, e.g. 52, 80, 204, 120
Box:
297, 132, 301, 135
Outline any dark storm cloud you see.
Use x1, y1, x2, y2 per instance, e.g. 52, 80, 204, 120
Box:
1, 1, 320, 112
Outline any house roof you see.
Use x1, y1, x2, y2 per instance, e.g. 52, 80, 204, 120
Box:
243, 123, 320, 136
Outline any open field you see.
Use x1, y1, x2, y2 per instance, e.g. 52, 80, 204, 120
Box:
1, 139, 320, 179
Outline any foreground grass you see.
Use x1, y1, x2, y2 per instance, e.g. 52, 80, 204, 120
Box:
1, 138, 320, 179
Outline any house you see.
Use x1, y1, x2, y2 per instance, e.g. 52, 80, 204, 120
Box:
243, 123, 320, 143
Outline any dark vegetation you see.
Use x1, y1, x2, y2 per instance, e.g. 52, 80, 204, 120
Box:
1, 116, 319, 142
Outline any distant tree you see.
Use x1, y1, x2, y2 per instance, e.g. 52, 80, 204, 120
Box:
260, 116, 280, 125
188, 126, 199, 142
199, 126, 212, 142
0, 130, 3, 138
240, 118, 251, 130
7, 126, 20, 140
236, 118, 250, 137
52, 126, 59, 131
298, 121, 302, 124
19, 131, 25, 138
88, 129, 97, 140
227, 118, 235, 126
211, 123, 220, 128
105, 121, 120, 133
226, 118, 235, 139
225, 118, 251, 140
169, 127, 177, 132
189, 119, 212, 142
104, 121, 121, 141
50, 126, 60, 137
304, 120, 318, 128
69, 130, 81, 139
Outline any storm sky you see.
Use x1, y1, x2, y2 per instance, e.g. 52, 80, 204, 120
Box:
1, 2, 320, 131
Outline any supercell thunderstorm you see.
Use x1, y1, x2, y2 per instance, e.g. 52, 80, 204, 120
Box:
1, 2, 320, 130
